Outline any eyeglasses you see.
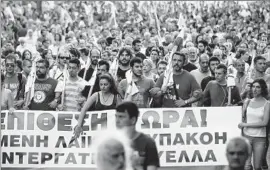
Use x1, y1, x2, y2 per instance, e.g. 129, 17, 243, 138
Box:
6, 63, 15, 68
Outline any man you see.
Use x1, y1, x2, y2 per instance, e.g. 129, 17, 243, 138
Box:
199, 64, 241, 107
188, 47, 200, 68
153, 52, 202, 107
225, 137, 250, 170
154, 60, 168, 82
133, 39, 146, 60
190, 53, 211, 87
201, 56, 221, 91
117, 47, 133, 82
118, 57, 155, 108
181, 48, 197, 72
78, 48, 101, 81
235, 59, 247, 94
58, 59, 87, 111
21, 59, 32, 78
26, 59, 60, 111
115, 101, 160, 170
79, 48, 90, 69
4, 54, 26, 109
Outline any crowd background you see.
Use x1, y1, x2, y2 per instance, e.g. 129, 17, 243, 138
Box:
1, 1, 270, 170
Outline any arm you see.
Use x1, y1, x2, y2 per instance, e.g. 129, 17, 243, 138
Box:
77, 92, 98, 127
185, 75, 202, 105
146, 139, 160, 170
244, 101, 270, 127
197, 82, 211, 107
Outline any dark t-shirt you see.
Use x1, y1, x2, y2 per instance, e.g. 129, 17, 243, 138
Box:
201, 76, 215, 91
78, 67, 94, 81
117, 67, 129, 82
132, 133, 160, 170
183, 62, 197, 72
29, 78, 57, 111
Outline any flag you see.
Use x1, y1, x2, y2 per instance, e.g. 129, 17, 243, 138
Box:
25, 60, 37, 106
88, 65, 97, 86
124, 70, 139, 101
109, 58, 119, 80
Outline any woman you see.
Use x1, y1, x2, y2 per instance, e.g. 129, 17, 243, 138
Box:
239, 78, 270, 170
75, 73, 121, 135
1, 73, 15, 112
143, 59, 156, 80
22, 50, 32, 60
41, 49, 55, 69
149, 49, 160, 71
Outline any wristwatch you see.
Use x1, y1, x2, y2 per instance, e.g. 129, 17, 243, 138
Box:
184, 100, 188, 105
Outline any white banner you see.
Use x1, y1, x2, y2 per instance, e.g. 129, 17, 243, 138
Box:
0, 107, 242, 168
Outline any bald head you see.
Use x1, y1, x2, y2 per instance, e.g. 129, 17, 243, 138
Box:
226, 137, 250, 170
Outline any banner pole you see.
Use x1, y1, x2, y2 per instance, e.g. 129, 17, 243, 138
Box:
0, 0, 3, 169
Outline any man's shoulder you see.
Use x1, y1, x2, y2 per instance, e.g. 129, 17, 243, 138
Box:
135, 132, 156, 145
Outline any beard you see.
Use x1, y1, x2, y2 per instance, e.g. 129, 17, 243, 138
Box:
91, 59, 98, 65
37, 72, 46, 79
119, 59, 130, 66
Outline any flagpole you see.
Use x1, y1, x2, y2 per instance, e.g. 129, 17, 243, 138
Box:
0, 0, 3, 166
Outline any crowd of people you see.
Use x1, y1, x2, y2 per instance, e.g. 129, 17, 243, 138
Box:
1, 1, 270, 170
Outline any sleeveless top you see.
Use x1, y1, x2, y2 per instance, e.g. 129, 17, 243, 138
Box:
94, 93, 117, 111
243, 100, 268, 137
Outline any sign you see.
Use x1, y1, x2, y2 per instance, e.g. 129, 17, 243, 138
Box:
0, 107, 242, 168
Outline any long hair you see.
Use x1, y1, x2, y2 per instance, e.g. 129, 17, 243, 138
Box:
92, 129, 133, 170
251, 78, 269, 99
99, 73, 119, 95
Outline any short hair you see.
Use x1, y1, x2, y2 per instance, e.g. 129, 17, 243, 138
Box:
69, 58, 81, 67
98, 60, 110, 71
216, 64, 227, 74
130, 57, 142, 67
173, 51, 186, 63
254, 55, 266, 64
90, 48, 101, 57
132, 39, 141, 46
199, 53, 209, 62
157, 60, 168, 67
16, 60, 23, 71
252, 78, 269, 98
209, 56, 220, 66
36, 59, 50, 69
5, 53, 17, 63
116, 101, 139, 120
226, 136, 251, 156
69, 48, 81, 59
80, 48, 90, 56
198, 40, 208, 47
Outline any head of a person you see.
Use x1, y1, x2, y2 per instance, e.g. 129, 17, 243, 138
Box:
188, 47, 198, 62
130, 57, 143, 77
36, 59, 50, 79
80, 48, 90, 58
150, 49, 160, 62
157, 60, 168, 76
124, 37, 133, 48
118, 47, 133, 66
212, 49, 223, 60
197, 40, 207, 53
215, 64, 227, 82
172, 52, 185, 72
94, 130, 132, 170
115, 101, 139, 129
226, 137, 251, 170
143, 59, 154, 74
58, 52, 71, 65
101, 51, 111, 62
248, 40, 256, 50
199, 53, 209, 72
220, 44, 228, 56
5, 54, 17, 74
132, 39, 142, 52
54, 33, 62, 42
97, 60, 110, 76
235, 59, 245, 74
42, 39, 50, 49
19, 37, 26, 46
111, 49, 119, 59
254, 56, 266, 73
90, 48, 101, 65
251, 78, 268, 98
144, 32, 151, 40
99, 73, 118, 95
22, 50, 32, 60
16, 60, 23, 73
68, 59, 80, 78
22, 59, 32, 75
185, 41, 195, 48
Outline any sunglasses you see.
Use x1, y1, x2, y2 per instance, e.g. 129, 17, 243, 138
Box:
6, 63, 15, 67
59, 56, 70, 60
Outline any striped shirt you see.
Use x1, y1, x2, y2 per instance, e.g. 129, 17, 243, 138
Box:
63, 78, 87, 111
